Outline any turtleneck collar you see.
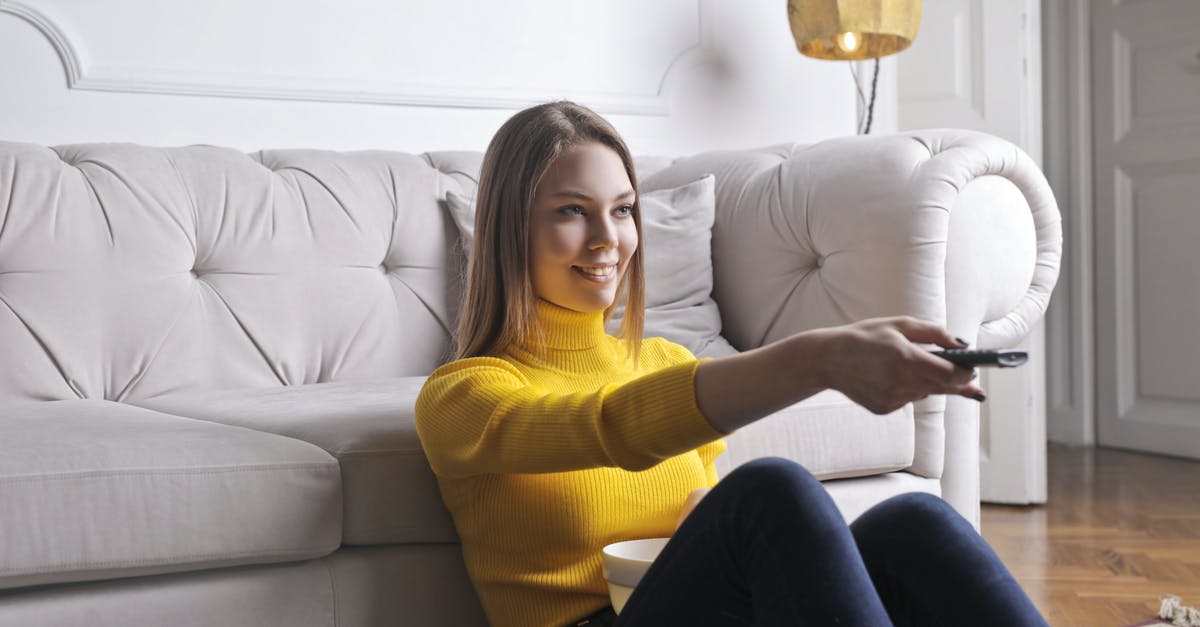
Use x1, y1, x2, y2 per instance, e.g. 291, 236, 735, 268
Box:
529, 298, 611, 351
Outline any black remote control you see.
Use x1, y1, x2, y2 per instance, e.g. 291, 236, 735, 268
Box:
932, 349, 1028, 368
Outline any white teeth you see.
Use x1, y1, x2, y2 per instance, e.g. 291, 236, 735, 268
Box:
575, 265, 615, 277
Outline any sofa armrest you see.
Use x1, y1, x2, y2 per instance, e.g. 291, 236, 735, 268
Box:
641, 129, 1062, 524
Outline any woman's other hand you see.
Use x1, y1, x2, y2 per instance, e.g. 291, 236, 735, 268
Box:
817, 316, 985, 415
675, 488, 710, 532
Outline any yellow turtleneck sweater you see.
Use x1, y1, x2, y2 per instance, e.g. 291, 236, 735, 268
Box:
414, 300, 727, 627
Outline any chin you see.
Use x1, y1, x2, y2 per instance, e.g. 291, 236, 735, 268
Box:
576, 302, 614, 314
566, 294, 616, 314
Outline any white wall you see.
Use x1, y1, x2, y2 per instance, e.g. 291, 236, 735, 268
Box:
0, 0, 858, 157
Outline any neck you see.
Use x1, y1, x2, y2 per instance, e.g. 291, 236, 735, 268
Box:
529, 299, 610, 350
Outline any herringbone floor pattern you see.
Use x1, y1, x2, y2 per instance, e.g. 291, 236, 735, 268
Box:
981, 444, 1200, 626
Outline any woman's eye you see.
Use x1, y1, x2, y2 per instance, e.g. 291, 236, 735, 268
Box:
559, 205, 584, 216
615, 204, 634, 217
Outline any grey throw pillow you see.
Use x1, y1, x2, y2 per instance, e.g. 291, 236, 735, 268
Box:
444, 175, 736, 358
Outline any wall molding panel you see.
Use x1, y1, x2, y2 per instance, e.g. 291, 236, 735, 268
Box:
0, 0, 707, 115
0, 0, 81, 83
0, 0, 856, 157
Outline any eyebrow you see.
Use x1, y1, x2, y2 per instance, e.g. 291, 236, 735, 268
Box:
549, 189, 636, 202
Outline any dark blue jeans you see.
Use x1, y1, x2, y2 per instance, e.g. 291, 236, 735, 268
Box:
614, 457, 1047, 626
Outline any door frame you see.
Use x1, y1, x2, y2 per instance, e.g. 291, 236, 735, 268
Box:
979, 0, 1048, 505
1041, 0, 1096, 446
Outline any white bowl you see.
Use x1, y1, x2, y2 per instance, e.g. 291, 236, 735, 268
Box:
601, 537, 669, 614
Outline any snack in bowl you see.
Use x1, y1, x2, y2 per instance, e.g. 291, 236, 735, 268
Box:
600, 537, 670, 613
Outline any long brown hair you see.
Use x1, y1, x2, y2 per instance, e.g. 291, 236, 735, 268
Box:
454, 101, 646, 362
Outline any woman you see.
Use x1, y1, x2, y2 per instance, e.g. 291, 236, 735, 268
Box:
414, 101, 1047, 627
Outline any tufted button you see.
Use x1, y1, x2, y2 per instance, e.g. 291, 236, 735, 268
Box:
379, 263, 390, 274
814, 255, 825, 268
189, 268, 200, 279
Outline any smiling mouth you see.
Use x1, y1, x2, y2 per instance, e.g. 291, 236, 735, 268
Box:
572, 264, 617, 281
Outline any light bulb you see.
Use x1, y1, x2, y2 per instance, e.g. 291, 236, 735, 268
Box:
837, 31, 860, 52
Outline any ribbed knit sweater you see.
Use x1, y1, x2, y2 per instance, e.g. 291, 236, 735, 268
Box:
414, 299, 727, 627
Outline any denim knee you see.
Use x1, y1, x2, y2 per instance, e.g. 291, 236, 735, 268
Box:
721, 457, 842, 529
870, 492, 960, 527
724, 457, 822, 497
854, 491, 970, 548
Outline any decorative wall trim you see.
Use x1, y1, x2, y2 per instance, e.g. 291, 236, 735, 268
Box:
969, 0, 986, 119
1019, 0, 1044, 164
1112, 166, 1135, 415
0, 0, 81, 84
1112, 30, 1132, 142
0, 0, 706, 116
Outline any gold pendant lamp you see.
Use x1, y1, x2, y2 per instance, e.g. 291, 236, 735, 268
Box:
787, 0, 922, 61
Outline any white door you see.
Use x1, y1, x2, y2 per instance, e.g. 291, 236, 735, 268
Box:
895, 0, 1047, 504
1092, 0, 1200, 459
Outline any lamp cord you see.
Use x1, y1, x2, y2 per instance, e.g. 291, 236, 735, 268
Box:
849, 62, 867, 131
863, 58, 880, 134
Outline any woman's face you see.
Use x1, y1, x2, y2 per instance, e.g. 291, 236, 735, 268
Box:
529, 142, 638, 314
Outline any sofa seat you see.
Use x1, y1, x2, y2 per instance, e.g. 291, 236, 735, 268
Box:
133, 380, 916, 547
134, 378, 458, 546
0, 400, 341, 591
0, 544, 488, 627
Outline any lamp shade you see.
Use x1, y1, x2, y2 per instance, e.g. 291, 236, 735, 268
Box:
788, 0, 922, 61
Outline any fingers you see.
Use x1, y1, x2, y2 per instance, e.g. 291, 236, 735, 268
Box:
904, 344, 984, 399
838, 317, 988, 410
957, 388, 988, 402
909, 345, 971, 384
918, 368, 984, 400
891, 316, 970, 350
913, 380, 987, 405
887, 317, 977, 386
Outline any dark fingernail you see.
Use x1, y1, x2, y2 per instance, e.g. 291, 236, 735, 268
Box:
956, 337, 970, 346
971, 371, 979, 380
972, 392, 987, 402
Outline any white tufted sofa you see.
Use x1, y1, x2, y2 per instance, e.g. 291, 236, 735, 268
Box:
0, 130, 1060, 627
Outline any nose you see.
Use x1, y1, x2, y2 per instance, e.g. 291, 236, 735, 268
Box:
587, 213, 618, 250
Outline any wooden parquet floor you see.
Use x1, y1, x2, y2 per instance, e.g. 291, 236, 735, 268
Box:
981, 444, 1200, 626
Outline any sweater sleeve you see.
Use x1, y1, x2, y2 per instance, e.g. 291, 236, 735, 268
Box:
414, 356, 724, 478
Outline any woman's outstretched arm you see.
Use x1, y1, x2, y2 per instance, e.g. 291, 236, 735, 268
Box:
417, 317, 982, 479
694, 316, 985, 434
415, 353, 724, 478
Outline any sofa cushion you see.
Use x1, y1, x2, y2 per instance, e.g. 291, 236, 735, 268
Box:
605, 175, 738, 359
0, 400, 341, 591
714, 389, 915, 481
135, 380, 914, 550
134, 378, 457, 546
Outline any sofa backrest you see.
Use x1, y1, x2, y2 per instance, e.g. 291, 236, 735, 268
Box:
0, 141, 810, 404
0, 143, 469, 403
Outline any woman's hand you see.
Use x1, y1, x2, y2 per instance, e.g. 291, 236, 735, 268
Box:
694, 316, 984, 433
816, 316, 984, 415
675, 488, 710, 532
